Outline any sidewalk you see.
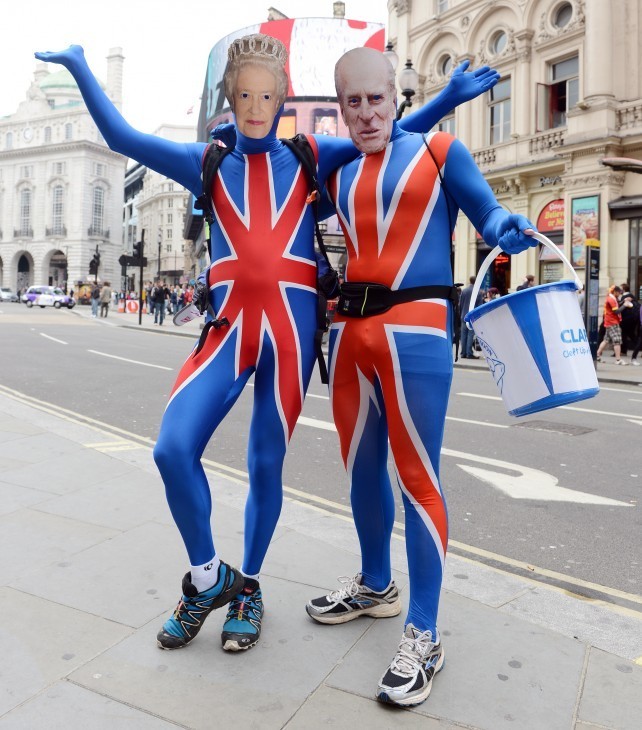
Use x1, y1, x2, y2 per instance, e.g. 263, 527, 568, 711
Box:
0, 309, 639, 728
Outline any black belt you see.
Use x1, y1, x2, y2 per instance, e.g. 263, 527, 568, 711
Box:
338, 282, 459, 318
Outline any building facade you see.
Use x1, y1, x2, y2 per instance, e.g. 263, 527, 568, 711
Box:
0, 50, 126, 293
388, 0, 642, 299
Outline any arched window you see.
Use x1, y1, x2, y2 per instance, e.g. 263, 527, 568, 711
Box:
52, 185, 64, 235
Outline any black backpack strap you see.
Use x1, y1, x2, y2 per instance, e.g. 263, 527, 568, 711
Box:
280, 135, 330, 266
422, 133, 461, 362
194, 143, 233, 257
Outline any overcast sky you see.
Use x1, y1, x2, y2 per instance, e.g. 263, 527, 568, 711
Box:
3, 0, 389, 133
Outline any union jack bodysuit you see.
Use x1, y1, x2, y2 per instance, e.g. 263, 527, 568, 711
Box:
55, 48, 469, 579
327, 124, 533, 635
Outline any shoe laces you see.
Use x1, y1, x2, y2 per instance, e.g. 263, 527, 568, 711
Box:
390, 629, 435, 677
328, 575, 363, 602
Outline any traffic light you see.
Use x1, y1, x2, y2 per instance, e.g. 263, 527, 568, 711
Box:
133, 240, 144, 259
89, 251, 100, 276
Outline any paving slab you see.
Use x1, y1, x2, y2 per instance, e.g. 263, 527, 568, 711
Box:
499, 585, 642, 661
0, 681, 181, 729
0, 588, 131, 717
0, 508, 118, 586
9, 521, 187, 628
327, 591, 586, 730
286, 685, 458, 729
577, 647, 642, 730
0, 480, 53, 516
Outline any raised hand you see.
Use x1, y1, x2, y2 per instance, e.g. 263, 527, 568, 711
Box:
446, 60, 501, 104
34, 45, 85, 69
496, 214, 536, 255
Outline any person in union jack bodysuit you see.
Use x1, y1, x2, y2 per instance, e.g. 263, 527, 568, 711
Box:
305, 47, 538, 707
35, 37, 499, 655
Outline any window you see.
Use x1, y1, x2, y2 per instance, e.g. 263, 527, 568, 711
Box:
92, 187, 105, 233
489, 77, 511, 144
168, 199, 173, 208
167, 213, 173, 224
53, 161, 66, 175
490, 31, 507, 55
6, 132, 13, 149
537, 55, 579, 130
94, 162, 105, 177
20, 188, 32, 234
44, 126, 52, 143
21, 166, 33, 179
553, 2, 573, 28
438, 114, 455, 135
437, 0, 449, 13
52, 186, 64, 234
64, 123, 72, 140
314, 108, 338, 136
166, 244, 172, 253
167, 229, 173, 239
438, 55, 453, 77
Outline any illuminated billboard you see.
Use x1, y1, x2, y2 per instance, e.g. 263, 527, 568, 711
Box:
204, 17, 385, 124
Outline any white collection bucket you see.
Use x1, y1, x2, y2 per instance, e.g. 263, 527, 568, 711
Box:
463, 232, 599, 417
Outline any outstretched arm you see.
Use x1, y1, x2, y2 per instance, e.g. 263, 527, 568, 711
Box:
34, 45, 205, 196
398, 61, 500, 133
445, 138, 536, 254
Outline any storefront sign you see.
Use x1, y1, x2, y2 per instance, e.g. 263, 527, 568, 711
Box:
537, 199, 565, 232
571, 195, 600, 268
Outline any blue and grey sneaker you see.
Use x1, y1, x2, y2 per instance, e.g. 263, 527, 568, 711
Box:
221, 578, 264, 652
157, 562, 244, 650
376, 624, 445, 707
306, 573, 401, 624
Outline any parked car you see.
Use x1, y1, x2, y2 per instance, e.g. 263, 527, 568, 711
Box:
0, 287, 19, 303
21, 285, 76, 309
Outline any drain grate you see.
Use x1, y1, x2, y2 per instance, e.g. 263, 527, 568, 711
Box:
512, 420, 595, 436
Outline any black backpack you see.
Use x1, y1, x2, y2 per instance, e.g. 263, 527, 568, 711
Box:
194, 135, 339, 383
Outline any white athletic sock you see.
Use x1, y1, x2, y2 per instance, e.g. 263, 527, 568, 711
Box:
241, 570, 259, 581
190, 556, 221, 593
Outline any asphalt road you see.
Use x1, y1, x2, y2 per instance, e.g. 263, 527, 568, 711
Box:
1, 305, 640, 610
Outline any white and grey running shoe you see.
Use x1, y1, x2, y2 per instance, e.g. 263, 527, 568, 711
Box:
376, 624, 444, 706
306, 573, 401, 624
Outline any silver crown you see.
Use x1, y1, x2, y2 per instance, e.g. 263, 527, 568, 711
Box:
227, 34, 288, 65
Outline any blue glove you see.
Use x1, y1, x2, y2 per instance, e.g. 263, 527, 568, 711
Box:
445, 60, 501, 105
210, 123, 237, 148
495, 214, 537, 255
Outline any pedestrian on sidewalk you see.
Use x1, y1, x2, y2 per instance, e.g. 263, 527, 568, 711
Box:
99, 281, 112, 318
90, 283, 100, 318
515, 274, 535, 291
619, 283, 639, 357
596, 285, 633, 365
153, 280, 169, 325
459, 276, 482, 358
630, 301, 642, 365
305, 47, 537, 708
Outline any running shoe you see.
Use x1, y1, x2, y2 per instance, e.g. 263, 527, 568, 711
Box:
376, 624, 445, 707
221, 578, 264, 651
157, 562, 244, 650
306, 573, 401, 624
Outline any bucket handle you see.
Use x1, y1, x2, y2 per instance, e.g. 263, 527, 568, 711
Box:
466, 231, 583, 328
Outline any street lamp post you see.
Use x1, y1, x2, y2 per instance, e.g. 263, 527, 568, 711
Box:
383, 41, 419, 121
157, 232, 162, 280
